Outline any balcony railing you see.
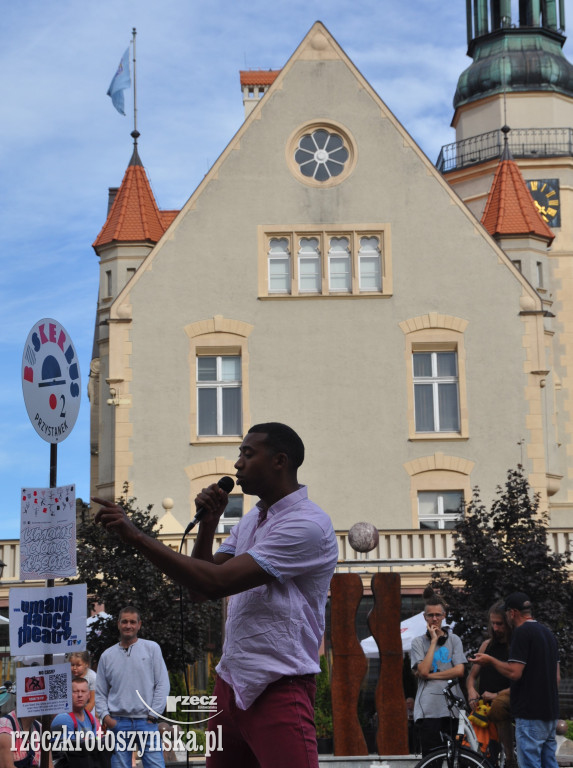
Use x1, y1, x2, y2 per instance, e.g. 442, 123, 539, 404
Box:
1, 528, 572, 587
436, 127, 573, 173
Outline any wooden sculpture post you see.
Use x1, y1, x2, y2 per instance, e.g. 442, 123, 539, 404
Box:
368, 572, 409, 755
330, 573, 369, 755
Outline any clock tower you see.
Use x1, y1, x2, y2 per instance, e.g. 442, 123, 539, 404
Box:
439, 0, 573, 221
439, 0, 573, 524
453, 0, 572, 141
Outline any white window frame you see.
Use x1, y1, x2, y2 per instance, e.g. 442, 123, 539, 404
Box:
298, 237, 321, 293
328, 237, 352, 292
358, 236, 382, 292
268, 237, 291, 295
196, 355, 242, 437
418, 490, 464, 529
413, 350, 460, 433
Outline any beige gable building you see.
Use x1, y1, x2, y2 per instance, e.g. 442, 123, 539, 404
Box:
84, 17, 571, 592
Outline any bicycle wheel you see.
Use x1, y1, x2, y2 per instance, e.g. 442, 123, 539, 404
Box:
413, 746, 496, 768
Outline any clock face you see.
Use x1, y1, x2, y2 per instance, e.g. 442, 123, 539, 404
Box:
526, 179, 561, 228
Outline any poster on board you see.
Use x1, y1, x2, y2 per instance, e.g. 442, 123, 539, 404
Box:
20, 484, 76, 579
9, 584, 87, 655
16, 663, 71, 717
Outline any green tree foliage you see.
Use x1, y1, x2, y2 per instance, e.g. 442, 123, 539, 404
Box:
430, 466, 573, 670
71, 493, 222, 670
167, 671, 208, 741
314, 655, 333, 738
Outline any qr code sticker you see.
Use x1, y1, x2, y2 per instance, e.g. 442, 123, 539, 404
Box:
49, 673, 68, 701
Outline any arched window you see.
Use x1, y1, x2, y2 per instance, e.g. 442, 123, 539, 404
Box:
404, 454, 474, 529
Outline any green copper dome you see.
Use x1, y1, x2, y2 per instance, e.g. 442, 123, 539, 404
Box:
454, 28, 573, 108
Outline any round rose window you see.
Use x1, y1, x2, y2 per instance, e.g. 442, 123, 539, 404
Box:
294, 129, 349, 182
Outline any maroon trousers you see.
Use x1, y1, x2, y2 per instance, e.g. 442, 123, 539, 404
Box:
206, 674, 318, 768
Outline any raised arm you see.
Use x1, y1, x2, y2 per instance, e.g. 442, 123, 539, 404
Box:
93, 494, 272, 600
189, 485, 234, 565
416, 625, 439, 678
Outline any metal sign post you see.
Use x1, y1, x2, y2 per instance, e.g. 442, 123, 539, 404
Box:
21, 318, 81, 768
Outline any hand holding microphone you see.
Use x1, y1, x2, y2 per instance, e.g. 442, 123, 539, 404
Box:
184, 475, 235, 535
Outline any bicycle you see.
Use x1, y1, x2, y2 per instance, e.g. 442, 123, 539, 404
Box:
413, 680, 501, 768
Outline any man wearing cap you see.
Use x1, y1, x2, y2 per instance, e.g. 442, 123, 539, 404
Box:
472, 592, 560, 768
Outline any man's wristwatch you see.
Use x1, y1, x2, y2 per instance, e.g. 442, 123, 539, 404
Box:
147, 716, 158, 724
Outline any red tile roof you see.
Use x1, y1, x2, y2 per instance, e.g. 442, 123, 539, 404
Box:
240, 70, 280, 86
159, 210, 179, 229
481, 151, 554, 242
93, 151, 179, 248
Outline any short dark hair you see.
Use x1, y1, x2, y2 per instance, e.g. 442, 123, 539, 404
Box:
119, 605, 141, 620
424, 597, 446, 615
423, 587, 447, 615
248, 422, 305, 469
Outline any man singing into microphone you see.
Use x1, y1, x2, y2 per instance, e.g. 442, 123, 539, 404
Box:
93, 422, 338, 768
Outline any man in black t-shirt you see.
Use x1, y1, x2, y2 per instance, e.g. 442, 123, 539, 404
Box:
472, 592, 560, 768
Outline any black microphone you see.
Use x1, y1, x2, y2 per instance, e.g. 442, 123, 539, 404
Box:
184, 476, 235, 535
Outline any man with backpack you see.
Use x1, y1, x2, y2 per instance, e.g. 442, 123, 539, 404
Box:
51, 677, 111, 768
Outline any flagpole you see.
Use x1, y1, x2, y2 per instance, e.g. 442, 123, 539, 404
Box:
132, 27, 139, 144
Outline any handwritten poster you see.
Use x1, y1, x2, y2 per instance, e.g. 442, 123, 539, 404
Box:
16, 663, 71, 717
20, 484, 76, 579
9, 584, 87, 655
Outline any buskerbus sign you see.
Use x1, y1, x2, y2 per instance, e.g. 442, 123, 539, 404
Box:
22, 318, 81, 443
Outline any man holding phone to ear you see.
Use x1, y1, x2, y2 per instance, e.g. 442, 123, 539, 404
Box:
410, 593, 467, 756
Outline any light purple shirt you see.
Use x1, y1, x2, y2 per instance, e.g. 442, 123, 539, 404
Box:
215, 485, 338, 709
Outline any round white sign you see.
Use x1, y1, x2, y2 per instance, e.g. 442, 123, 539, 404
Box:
22, 318, 81, 443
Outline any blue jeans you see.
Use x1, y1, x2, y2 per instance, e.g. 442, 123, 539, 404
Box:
111, 718, 165, 768
515, 718, 558, 768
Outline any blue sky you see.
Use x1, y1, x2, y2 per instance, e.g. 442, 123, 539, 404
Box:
1, 0, 571, 538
